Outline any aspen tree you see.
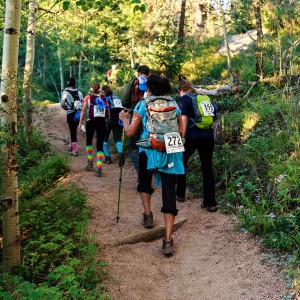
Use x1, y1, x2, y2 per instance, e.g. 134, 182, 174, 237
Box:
217, 0, 235, 84
0, 0, 22, 274
23, 0, 38, 136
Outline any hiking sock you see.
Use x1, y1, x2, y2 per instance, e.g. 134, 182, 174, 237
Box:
115, 141, 123, 154
72, 142, 78, 153
86, 145, 93, 161
97, 151, 104, 169
103, 141, 111, 157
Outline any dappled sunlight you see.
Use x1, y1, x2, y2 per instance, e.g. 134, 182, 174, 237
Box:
241, 112, 260, 141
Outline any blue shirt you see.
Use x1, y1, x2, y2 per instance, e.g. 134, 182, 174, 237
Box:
177, 94, 218, 140
134, 99, 185, 178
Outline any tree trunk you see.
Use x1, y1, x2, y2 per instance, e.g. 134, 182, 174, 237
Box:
130, 36, 135, 69
253, 0, 263, 80
178, 0, 186, 44
57, 42, 64, 93
78, 52, 83, 89
56, 17, 64, 93
1, 0, 22, 275
217, 0, 235, 84
23, 0, 37, 137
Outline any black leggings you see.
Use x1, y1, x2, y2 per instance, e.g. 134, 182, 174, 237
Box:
176, 137, 216, 207
67, 112, 79, 142
104, 118, 122, 143
86, 119, 107, 151
137, 151, 178, 216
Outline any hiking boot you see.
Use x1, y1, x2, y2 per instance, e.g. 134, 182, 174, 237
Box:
84, 160, 93, 170
70, 151, 78, 156
162, 237, 173, 257
201, 203, 218, 212
118, 154, 125, 166
176, 196, 186, 202
95, 167, 102, 177
104, 156, 112, 164
141, 211, 154, 229
69, 145, 73, 152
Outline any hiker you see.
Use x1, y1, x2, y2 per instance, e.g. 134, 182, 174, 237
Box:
122, 65, 150, 175
107, 64, 118, 85
119, 75, 184, 257
78, 82, 108, 177
101, 85, 124, 165
60, 78, 83, 156
176, 80, 218, 212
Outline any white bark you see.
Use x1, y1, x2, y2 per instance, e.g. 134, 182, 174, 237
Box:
217, 0, 234, 84
23, 0, 38, 136
56, 17, 64, 93
0, 0, 22, 274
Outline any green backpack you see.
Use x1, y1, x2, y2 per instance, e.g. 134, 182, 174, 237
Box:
189, 94, 215, 129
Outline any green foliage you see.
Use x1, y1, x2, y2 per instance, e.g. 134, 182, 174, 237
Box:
0, 183, 109, 299
213, 92, 300, 257
19, 155, 70, 200
1, 113, 108, 299
181, 36, 226, 84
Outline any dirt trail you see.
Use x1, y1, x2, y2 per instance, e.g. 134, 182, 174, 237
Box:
39, 103, 288, 300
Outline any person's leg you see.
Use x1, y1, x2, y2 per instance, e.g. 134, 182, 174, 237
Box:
103, 119, 112, 164
161, 172, 178, 256
197, 137, 217, 209
113, 124, 125, 166
95, 120, 106, 176
67, 113, 79, 154
176, 140, 198, 199
137, 151, 154, 228
85, 120, 95, 169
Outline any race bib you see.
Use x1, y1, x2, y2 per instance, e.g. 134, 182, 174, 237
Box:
74, 100, 82, 110
164, 132, 184, 154
113, 98, 123, 108
94, 105, 105, 117
200, 101, 214, 116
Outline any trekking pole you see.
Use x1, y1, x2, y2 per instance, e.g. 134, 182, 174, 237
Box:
116, 129, 125, 223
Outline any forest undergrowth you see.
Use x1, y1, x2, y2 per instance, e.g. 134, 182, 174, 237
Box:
0, 125, 110, 299
186, 84, 300, 294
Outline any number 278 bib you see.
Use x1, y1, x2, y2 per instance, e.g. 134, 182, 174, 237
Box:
94, 105, 105, 117
164, 132, 184, 154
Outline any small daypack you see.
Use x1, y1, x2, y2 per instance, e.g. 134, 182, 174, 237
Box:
88, 94, 108, 122
107, 94, 123, 110
188, 94, 215, 129
145, 96, 179, 152
61, 90, 82, 112
105, 94, 123, 121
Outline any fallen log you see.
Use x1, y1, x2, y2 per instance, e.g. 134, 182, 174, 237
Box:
105, 217, 188, 247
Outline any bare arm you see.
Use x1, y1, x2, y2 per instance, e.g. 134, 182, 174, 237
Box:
180, 115, 188, 138
79, 100, 88, 127
119, 111, 142, 137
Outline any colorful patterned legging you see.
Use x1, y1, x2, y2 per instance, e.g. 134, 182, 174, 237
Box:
85, 119, 107, 168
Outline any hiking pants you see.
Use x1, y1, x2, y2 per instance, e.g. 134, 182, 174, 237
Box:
176, 137, 216, 207
67, 112, 79, 142
137, 151, 178, 216
86, 119, 107, 152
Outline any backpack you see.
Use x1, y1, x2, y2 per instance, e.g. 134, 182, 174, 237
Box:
88, 94, 109, 122
122, 79, 144, 109
105, 94, 123, 121
60, 90, 82, 112
188, 94, 215, 129
145, 96, 181, 152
